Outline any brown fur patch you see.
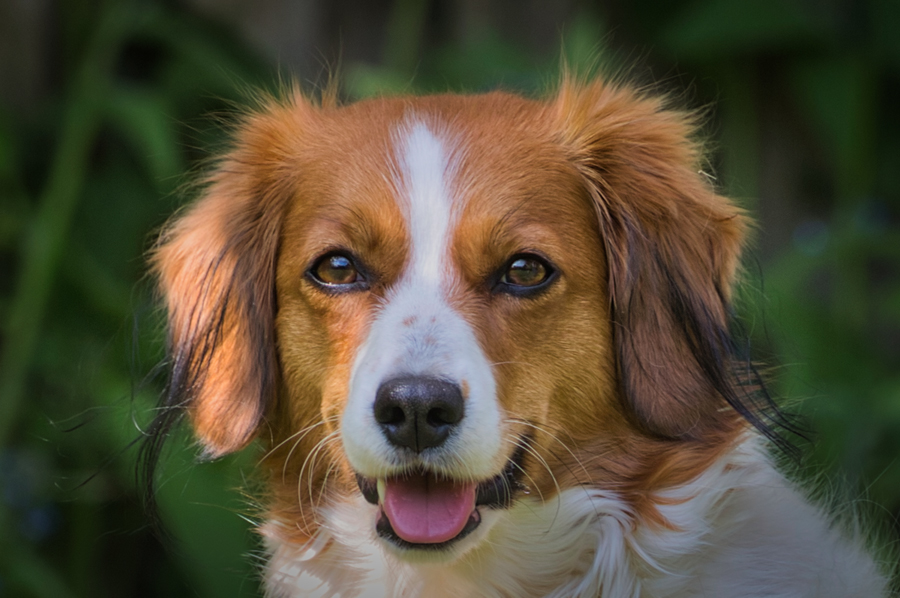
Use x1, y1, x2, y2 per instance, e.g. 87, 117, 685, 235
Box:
553, 77, 747, 442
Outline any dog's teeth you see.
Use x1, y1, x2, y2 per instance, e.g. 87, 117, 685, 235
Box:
377, 478, 385, 503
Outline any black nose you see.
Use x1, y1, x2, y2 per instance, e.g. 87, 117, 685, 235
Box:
373, 377, 465, 452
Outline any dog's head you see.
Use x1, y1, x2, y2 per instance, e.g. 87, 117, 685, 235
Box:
152, 77, 765, 559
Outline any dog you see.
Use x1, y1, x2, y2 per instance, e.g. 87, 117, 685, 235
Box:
149, 74, 889, 597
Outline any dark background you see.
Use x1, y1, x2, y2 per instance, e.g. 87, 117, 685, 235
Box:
1, 0, 899, 596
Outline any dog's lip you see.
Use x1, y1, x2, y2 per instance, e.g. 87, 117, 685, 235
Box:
355, 441, 529, 509
354, 440, 529, 549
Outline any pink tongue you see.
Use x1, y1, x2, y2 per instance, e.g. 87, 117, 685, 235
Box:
382, 473, 476, 544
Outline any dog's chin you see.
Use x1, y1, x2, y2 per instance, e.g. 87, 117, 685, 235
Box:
354, 443, 528, 559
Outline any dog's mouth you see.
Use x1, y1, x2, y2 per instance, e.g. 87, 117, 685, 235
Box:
355, 442, 528, 550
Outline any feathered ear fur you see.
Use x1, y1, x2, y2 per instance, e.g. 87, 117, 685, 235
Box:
554, 78, 748, 440
152, 95, 310, 457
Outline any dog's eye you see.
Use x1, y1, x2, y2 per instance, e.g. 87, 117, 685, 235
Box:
496, 254, 556, 295
308, 252, 367, 291
504, 257, 548, 287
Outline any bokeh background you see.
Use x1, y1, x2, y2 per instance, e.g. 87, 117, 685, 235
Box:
1, 0, 899, 596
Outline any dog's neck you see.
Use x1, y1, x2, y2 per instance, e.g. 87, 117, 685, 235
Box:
262, 437, 884, 598
261, 439, 743, 598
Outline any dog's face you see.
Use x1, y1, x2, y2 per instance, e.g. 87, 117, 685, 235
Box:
274, 98, 617, 552
153, 81, 749, 561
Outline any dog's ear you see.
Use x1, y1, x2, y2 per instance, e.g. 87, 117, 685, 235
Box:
554, 78, 747, 439
152, 97, 310, 457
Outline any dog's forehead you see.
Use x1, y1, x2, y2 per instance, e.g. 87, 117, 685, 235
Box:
283, 94, 594, 263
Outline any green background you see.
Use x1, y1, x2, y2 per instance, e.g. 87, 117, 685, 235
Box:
1, 0, 898, 595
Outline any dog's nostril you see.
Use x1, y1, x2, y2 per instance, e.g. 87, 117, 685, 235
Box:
374, 376, 464, 452
426, 405, 461, 427
375, 403, 406, 426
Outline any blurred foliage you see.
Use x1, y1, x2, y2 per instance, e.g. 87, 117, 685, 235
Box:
0, 0, 898, 595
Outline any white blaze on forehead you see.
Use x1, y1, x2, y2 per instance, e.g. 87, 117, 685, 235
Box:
340, 119, 502, 479
396, 121, 454, 286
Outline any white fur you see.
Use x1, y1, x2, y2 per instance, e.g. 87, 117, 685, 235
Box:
265, 437, 888, 597
341, 121, 502, 481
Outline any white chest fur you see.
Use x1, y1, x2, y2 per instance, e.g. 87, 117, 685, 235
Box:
264, 439, 887, 598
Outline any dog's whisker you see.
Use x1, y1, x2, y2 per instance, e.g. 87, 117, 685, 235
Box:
300, 431, 340, 507
513, 434, 576, 533
507, 419, 607, 520
502, 436, 547, 504
307, 435, 340, 508
507, 436, 560, 506
506, 418, 594, 486
262, 415, 340, 464
315, 458, 341, 511
269, 420, 335, 481
294, 430, 340, 535
280, 422, 333, 482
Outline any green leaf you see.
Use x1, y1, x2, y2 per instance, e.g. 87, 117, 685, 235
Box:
789, 57, 877, 199
156, 444, 261, 598
425, 33, 538, 93
100, 380, 260, 598
560, 13, 609, 76
103, 87, 182, 188
661, 0, 822, 61
0, 111, 30, 249
0, 114, 18, 182
144, 8, 273, 98
873, 0, 900, 66
344, 64, 420, 99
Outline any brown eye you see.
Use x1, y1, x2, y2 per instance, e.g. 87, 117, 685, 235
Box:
308, 252, 367, 291
496, 253, 556, 296
504, 257, 547, 286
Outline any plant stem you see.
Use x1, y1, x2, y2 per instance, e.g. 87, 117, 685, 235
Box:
0, 6, 128, 447
384, 0, 430, 75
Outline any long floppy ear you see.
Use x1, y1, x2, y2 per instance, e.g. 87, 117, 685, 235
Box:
152, 96, 309, 457
554, 78, 749, 440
